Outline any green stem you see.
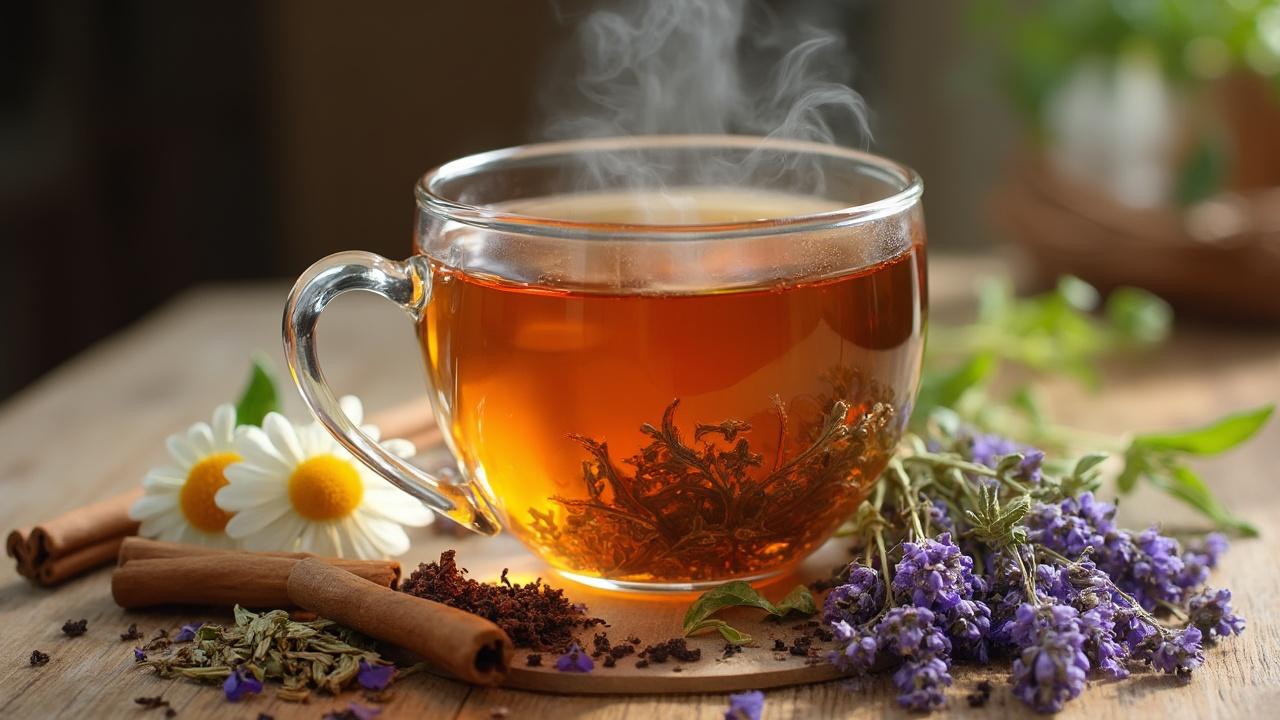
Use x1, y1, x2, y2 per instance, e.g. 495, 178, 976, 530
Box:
875, 528, 893, 613
890, 459, 927, 539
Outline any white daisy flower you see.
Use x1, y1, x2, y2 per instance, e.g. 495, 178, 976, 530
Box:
129, 404, 241, 548
215, 396, 433, 559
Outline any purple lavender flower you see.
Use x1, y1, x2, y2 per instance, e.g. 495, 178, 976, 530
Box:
1077, 607, 1129, 679
357, 659, 397, 690
222, 667, 263, 702
1197, 533, 1229, 567
965, 432, 1020, 469
1188, 588, 1245, 640
823, 564, 884, 627
1131, 527, 1188, 606
1016, 449, 1045, 484
174, 622, 203, 642
941, 598, 991, 662
927, 500, 955, 535
892, 657, 952, 711
1148, 627, 1204, 676
1010, 625, 1090, 713
829, 620, 879, 674
555, 642, 594, 673
876, 606, 951, 660
724, 690, 764, 720
133, 647, 146, 663
893, 534, 980, 611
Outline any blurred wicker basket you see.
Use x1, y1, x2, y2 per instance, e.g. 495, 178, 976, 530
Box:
994, 155, 1280, 324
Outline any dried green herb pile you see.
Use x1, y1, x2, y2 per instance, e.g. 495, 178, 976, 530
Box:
138, 605, 388, 702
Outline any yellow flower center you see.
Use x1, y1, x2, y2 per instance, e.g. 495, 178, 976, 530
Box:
179, 452, 239, 532
288, 455, 364, 520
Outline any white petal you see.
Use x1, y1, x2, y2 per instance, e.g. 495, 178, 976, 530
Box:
339, 396, 364, 426
342, 516, 383, 560
357, 514, 411, 557
302, 522, 341, 558
166, 433, 198, 469
157, 522, 189, 544
380, 438, 416, 458
234, 426, 294, 475
138, 510, 185, 538
263, 413, 306, 466
358, 489, 435, 527
212, 404, 237, 447
222, 462, 284, 488
187, 422, 216, 457
215, 477, 285, 510
142, 470, 185, 491
187, 528, 235, 549
239, 514, 305, 552
223, 499, 293, 537
130, 494, 178, 520
297, 422, 333, 457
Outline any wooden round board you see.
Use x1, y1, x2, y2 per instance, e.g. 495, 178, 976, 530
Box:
405, 528, 856, 694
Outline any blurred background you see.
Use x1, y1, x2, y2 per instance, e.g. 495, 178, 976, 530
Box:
3, 0, 1279, 400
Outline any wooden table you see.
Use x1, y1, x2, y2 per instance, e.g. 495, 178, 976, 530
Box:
2, 257, 1278, 719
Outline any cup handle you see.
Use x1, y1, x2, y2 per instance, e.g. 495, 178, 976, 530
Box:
283, 251, 502, 536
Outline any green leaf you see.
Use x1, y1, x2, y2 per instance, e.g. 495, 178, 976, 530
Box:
1072, 452, 1109, 478
1150, 464, 1259, 537
686, 619, 753, 646
682, 581, 816, 642
1135, 406, 1274, 455
912, 352, 997, 426
1105, 287, 1172, 344
682, 581, 776, 635
775, 585, 816, 617
235, 358, 280, 427
1116, 444, 1145, 493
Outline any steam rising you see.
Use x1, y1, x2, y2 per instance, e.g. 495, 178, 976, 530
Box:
543, 0, 871, 195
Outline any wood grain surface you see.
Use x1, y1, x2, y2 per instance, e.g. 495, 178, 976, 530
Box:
2, 257, 1278, 719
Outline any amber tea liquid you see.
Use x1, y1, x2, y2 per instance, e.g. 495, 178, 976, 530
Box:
420, 189, 926, 585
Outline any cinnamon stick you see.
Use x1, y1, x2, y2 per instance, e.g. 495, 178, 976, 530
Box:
118, 536, 401, 586
7, 398, 440, 586
6, 489, 142, 586
112, 549, 400, 609
287, 558, 511, 686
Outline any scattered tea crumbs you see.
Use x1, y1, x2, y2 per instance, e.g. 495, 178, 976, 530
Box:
772, 639, 787, 652
591, 632, 612, 658
401, 550, 603, 650
603, 655, 616, 668
120, 623, 143, 641
721, 643, 743, 659
635, 659, 649, 668
639, 638, 701, 664
967, 680, 993, 708
257, 714, 275, 720
813, 626, 833, 642
61, 619, 87, 637
526, 654, 543, 667
133, 696, 175, 716
788, 636, 813, 657
29, 650, 49, 666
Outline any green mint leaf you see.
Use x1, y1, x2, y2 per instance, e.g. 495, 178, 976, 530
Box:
1105, 287, 1172, 344
774, 585, 816, 617
235, 358, 280, 427
1135, 405, 1274, 455
682, 581, 777, 635
912, 352, 996, 427
1072, 452, 1109, 478
1056, 275, 1100, 312
1116, 444, 1145, 493
1151, 464, 1259, 537
682, 581, 816, 641
686, 619, 753, 645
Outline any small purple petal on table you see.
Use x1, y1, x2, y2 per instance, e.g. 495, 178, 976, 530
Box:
133, 648, 146, 663
554, 642, 594, 673
175, 622, 203, 642
725, 690, 764, 720
357, 659, 397, 690
223, 667, 263, 702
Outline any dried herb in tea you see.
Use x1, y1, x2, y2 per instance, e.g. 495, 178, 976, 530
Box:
401, 550, 603, 651
528, 373, 898, 583
137, 605, 392, 703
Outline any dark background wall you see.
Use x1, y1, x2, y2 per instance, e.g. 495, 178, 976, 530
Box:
0, 1, 1012, 400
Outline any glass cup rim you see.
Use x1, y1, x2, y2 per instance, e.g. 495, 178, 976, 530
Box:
414, 134, 923, 241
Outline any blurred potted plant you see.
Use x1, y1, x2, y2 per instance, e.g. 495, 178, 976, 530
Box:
973, 0, 1280, 322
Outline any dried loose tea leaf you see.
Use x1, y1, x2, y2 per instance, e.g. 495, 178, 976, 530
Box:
121, 624, 144, 641
29, 650, 50, 666
61, 619, 88, 637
